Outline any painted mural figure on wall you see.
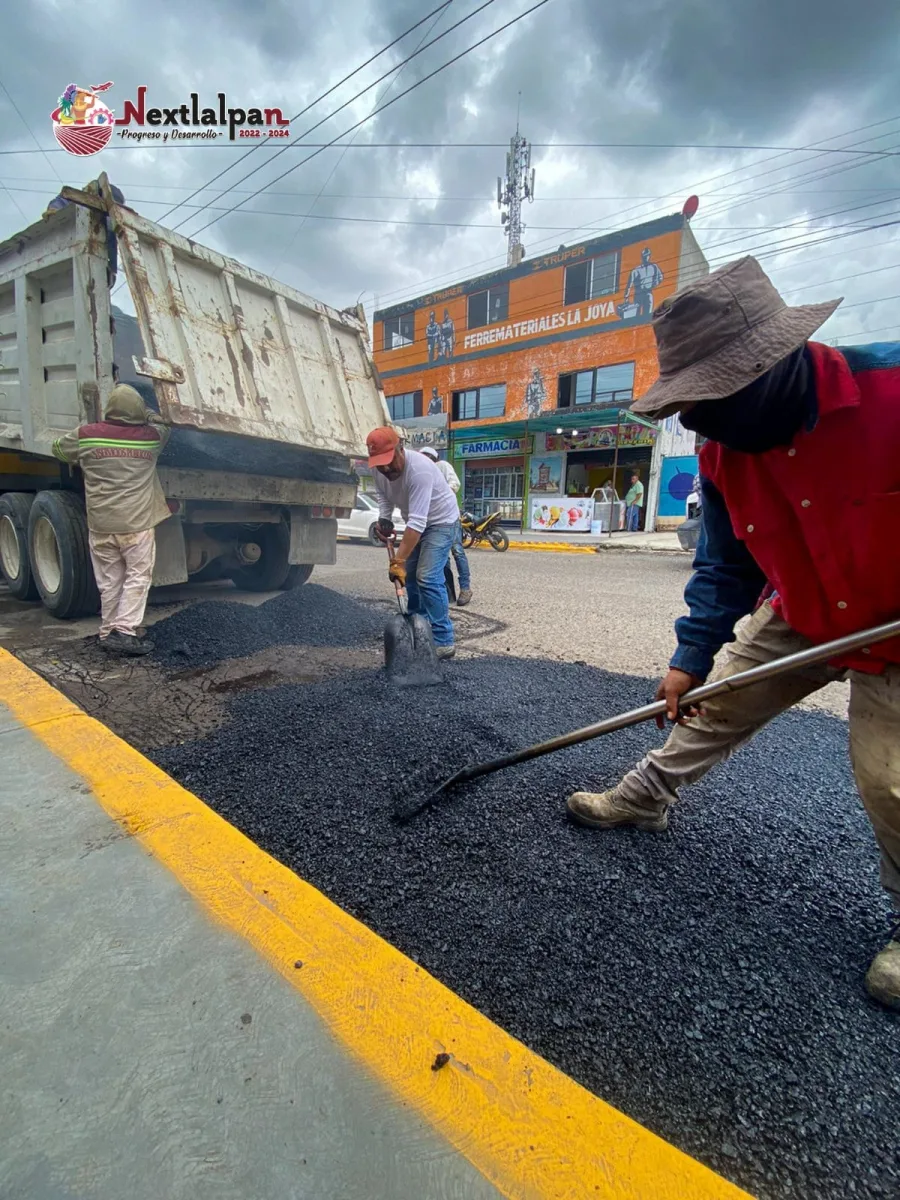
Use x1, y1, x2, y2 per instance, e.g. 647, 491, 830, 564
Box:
440, 309, 456, 359
426, 310, 442, 363
524, 367, 546, 418
621, 247, 664, 319
428, 386, 443, 415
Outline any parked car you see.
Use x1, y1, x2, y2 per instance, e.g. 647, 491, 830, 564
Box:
677, 473, 702, 552
337, 492, 407, 546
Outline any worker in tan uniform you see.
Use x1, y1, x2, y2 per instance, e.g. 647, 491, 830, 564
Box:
53, 385, 170, 656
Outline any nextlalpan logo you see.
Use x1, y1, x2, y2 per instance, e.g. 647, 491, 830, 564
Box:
51, 81, 290, 156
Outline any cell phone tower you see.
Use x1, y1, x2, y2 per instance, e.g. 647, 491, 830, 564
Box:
497, 121, 535, 267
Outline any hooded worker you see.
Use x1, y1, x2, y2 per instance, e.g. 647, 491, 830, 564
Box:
565, 255, 900, 1011
53, 384, 170, 656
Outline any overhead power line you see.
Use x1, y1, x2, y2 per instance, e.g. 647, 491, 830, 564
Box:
269, 0, 457, 278
168, 0, 506, 235
5, 178, 898, 202
3, 140, 900, 157
182, 0, 557, 241
373, 116, 900, 306
154, 0, 455, 226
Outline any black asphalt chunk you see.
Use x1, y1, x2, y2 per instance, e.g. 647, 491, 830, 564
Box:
152, 651, 900, 1199
149, 584, 385, 667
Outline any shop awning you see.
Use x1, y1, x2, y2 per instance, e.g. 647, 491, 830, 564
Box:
449, 405, 658, 445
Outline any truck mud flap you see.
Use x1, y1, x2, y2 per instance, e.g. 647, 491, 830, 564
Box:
288, 509, 337, 566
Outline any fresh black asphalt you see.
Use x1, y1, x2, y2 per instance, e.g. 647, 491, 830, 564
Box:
149, 586, 900, 1200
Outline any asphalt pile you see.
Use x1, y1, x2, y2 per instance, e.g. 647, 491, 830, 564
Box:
152, 642, 900, 1199
149, 584, 385, 668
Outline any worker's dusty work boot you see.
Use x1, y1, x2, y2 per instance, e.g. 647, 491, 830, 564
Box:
436, 645, 456, 661
567, 788, 668, 832
865, 925, 900, 1010
457, 588, 472, 607
106, 631, 154, 657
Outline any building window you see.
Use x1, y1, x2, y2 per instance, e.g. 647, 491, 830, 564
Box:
563, 251, 619, 306
382, 313, 414, 351
452, 383, 507, 421
385, 391, 421, 421
557, 361, 635, 408
467, 284, 509, 329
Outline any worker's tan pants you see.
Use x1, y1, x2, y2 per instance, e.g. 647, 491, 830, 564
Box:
88, 529, 156, 638
618, 602, 900, 907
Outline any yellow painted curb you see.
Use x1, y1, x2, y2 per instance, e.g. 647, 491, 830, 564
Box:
0, 649, 752, 1200
474, 541, 599, 554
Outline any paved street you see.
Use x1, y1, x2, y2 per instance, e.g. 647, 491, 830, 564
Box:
321, 544, 850, 717
0, 543, 850, 717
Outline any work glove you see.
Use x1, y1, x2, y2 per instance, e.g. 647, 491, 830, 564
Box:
375, 518, 394, 543
388, 560, 407, 588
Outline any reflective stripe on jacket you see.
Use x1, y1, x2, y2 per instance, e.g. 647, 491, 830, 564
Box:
53, 419, 170, 534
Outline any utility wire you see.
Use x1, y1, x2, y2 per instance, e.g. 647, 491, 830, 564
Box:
181, 1, 572, 241
270, 1, 456, 277
171, 0, 505, 235
374, 116, 900, 306
4, 139, 900, 156
153, 0, 454, 226
0, 78, 64, 184
4, 176, 898, 200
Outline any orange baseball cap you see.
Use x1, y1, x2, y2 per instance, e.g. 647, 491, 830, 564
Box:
366, 425, 400, 467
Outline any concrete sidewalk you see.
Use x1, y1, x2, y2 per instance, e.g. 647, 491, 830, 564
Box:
0, 651, 748, 1200
0, 704, 501, 1200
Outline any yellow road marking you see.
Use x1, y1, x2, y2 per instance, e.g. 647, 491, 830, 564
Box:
0, 648, 752, 1200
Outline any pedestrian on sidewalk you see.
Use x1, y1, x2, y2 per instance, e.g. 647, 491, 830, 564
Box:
420, 445, 472, 607
367, 427, 459, 660
624, 471, 644, 531
566, 256, 900, 1011
52, 385, 170, 656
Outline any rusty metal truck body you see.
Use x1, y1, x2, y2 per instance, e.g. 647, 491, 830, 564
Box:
0, 179, 388, 616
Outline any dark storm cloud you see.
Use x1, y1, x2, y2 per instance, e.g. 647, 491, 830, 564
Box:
0, 0, 897, 338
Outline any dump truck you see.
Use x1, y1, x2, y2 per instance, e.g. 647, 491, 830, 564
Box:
0, 175, 388, 617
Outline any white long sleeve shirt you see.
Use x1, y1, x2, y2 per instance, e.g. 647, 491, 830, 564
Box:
373, 450, 460, 534
433, 458, 461, 493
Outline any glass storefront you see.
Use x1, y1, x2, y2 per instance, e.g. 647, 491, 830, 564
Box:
463, 461, 525, 523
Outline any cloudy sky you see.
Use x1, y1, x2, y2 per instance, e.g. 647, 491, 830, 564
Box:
1, 0, 898, 342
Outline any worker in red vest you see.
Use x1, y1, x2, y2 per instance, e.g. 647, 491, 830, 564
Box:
567, 257, 900, 1011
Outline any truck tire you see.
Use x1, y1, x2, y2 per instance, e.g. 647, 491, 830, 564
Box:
281, 564, 313, 590
27, 491, 100, 619
0, 492, 39, 601
228, 520, 291, 591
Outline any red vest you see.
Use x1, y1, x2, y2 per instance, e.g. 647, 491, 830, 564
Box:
700, 341, 900, 673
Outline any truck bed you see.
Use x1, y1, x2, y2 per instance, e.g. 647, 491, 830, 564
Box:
0, 187, 388, 458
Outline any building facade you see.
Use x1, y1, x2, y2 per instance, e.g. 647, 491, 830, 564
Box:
373, 211, 708, 531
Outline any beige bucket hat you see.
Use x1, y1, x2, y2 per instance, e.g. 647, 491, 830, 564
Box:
632, 256, 842, 420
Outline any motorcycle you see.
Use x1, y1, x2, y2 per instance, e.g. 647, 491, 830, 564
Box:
460, 510, 509, 552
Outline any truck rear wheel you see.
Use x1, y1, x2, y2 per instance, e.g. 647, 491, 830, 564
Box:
281, 564, 313, 590
28, 491, 100, 619
0, 492, 39, 601
228, 520, 292, 592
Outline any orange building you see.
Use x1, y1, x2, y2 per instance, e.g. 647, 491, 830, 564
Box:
373, 211, 708, 531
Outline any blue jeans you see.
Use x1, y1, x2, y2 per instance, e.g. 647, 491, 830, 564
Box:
451, 520, 471, 590
626, 503, 642, 531
405, 523, 455, 647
